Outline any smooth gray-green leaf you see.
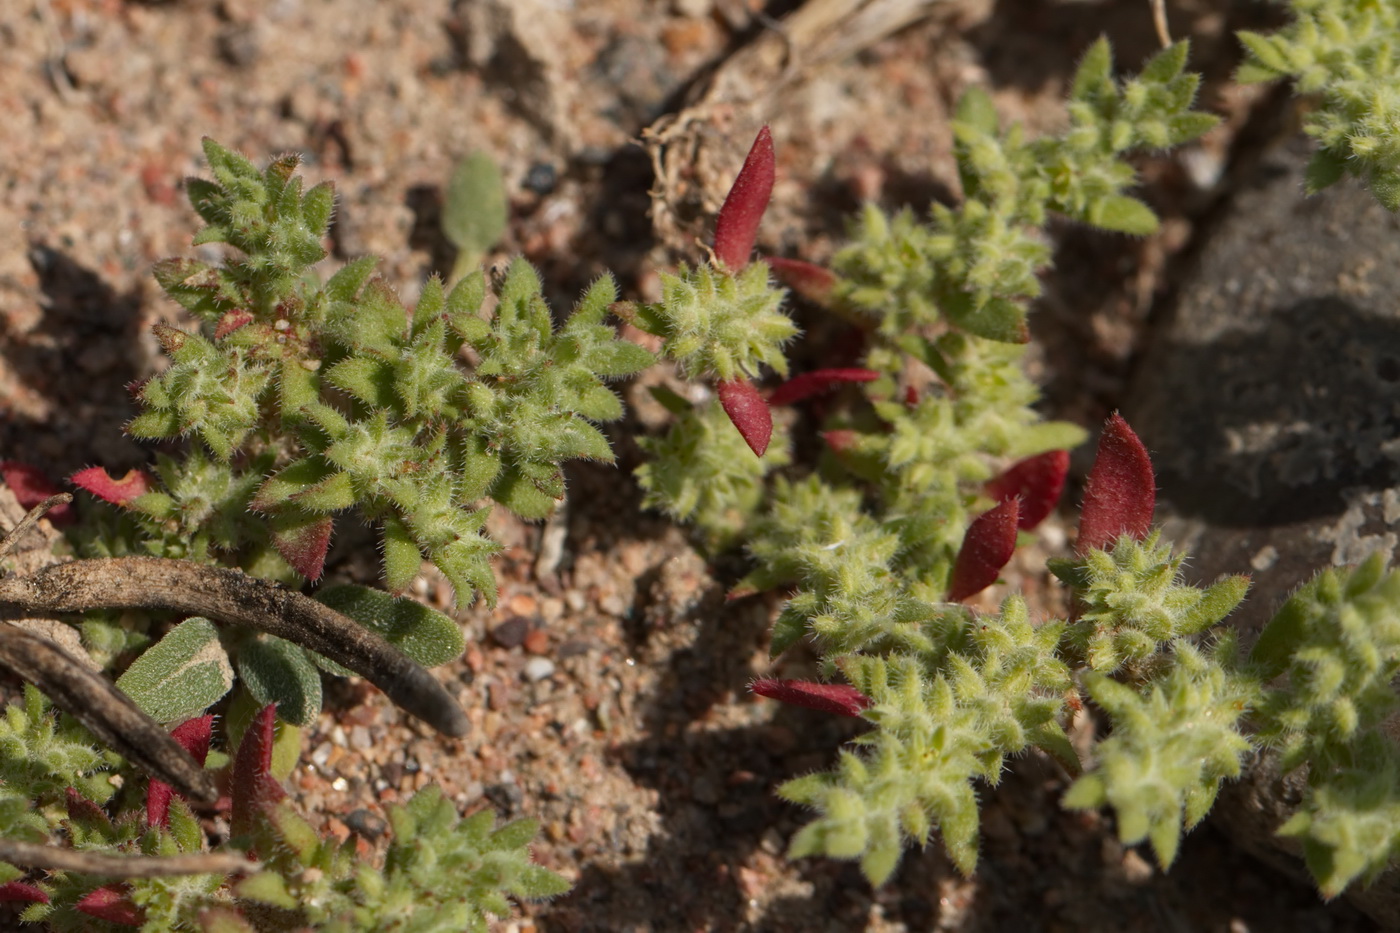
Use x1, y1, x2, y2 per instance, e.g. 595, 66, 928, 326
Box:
236, 634, 323, 727
115, 617, 233, 724
444, 151, 508, 281
314, 584, 465, 670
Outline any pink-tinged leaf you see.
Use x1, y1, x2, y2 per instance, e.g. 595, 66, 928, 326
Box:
70, 466, 152, 507
146, 780, 174, 830
0, 882, 48, 905
717, 379, 772, 457
148, 715, 214, 828
987, 450, 1070, 530
751, 678, 872, 717
270, 512, 333, 581
171, 714, 215, 763
214, 309, 255, 339
65, 787, 113, 830
231, 704, 286, 838
947, 498, 1021, 602
0, 461, 74, 525
152, 323, 189, 355
821, 429, 859, 454
76, 886, 143, 927
712, 126, 775, 270
768, 368, 880, 407
764, 256, 836, 303
1077, 413, 1156, 555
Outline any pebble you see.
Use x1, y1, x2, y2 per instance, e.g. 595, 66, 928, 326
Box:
491, 615, 531, 648
523, 628, 549, 655
524, 657, 556, 682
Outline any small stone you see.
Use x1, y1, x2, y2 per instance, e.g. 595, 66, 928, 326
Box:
523, 628, 549, 655
557, 638, 590, 659
523, 657, 555, 682
523, 163, 558, 196
345, 808, 387, 840
491, 615, 530, 648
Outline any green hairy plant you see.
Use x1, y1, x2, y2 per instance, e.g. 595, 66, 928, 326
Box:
0, 696, 565, 931
1237, 0, 1400, 208
8, 4, 1400, 928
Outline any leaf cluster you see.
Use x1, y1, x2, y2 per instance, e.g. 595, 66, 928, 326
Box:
1249, 554, 1400, 896
0, 691, 566, 932
835, 39, 1216, 343
126, 140, 650, 607
1238, 0, 1400, 208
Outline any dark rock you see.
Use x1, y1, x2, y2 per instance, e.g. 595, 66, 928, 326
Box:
345, 808, 387, 841
491, 615, 531, 648
1125, 133, 1400, 926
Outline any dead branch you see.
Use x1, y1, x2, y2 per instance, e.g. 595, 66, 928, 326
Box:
0, 838, 259, 877
0, 556, 470, 739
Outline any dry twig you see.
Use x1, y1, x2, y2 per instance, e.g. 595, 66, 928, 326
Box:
0, 838, 259, 878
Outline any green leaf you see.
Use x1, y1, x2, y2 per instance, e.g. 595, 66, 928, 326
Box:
1180, 574, 1249, 633
381, 515, 424, 593
236, 635, 324, 727
1236, 30, 1290, 76
252, 458, 335, 512
325, 255, 379, 302
954, 85, 999, 136
279, 356, 321, 414
444, 151, 508, 280
167, 795, 203, 853
1071, 37, 1114, 102
1140, 40, 1189, 84
127, 409, 184, 440
1304, 149, 1348, 195
302, 180, 337, 238
115, 617, 234, 723
236, 871, 299, 909
945, 295, 1028, 344
1086, 195, 1159, 235
514, 864, 572, 899
492, 464, 562, 519
314, 583, 465, 668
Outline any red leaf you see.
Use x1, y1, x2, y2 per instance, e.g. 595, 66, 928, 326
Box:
65, 787, 112, 830
751, 678, 871, 717
986, 450, 1070, 530
717, 379, 772, 457
768, 368, 880, 407
764, 256, 836, 303
947, 498, 1021, 602
76, 886, 143, 927
0, 461, 73, 524
0, 882, 48, 905
231, 704, 286, 838
271, 512, 333, 581
148, 715, 214, 828
821, 429, 858, 454
712, 126, 775, 270
214, 309, 254, 339
1077, 413, 1156, 555
70, 466, 151, 507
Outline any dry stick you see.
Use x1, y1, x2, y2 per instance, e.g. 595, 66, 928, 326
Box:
0, 493, 70, 560
0, 623, 219, 805
0, 838, 259, 878
0, 557, 470, 738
